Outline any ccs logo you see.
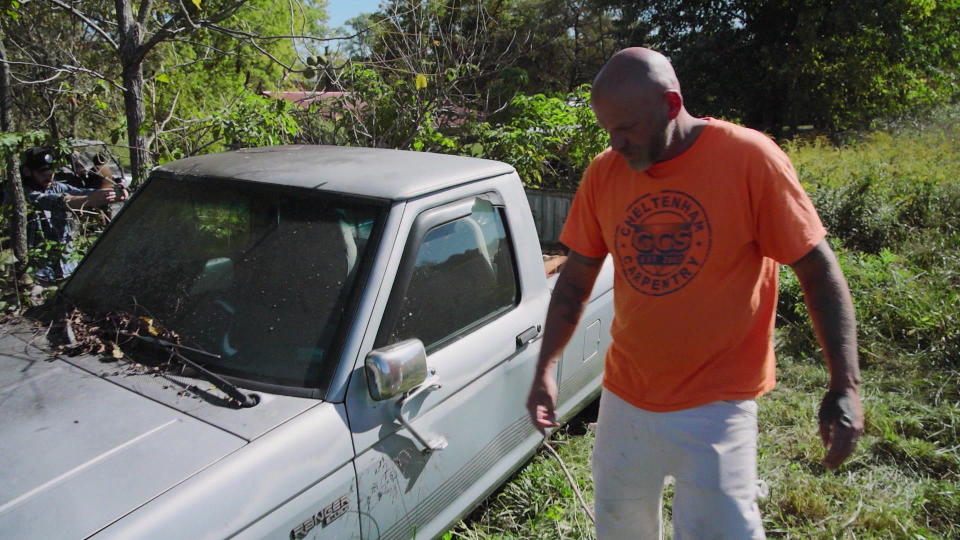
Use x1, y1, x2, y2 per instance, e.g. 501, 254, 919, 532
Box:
614, 190, 711, 296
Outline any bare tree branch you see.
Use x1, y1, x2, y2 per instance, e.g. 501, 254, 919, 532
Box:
9, 68, 66, 86
46, 0, 120, 51
136, 21, 188, 66
201, 22, 354, 43
138, 0, 251, 62
0, 59, 123, 90
137, 0, 156, 26
173, 0, 199, 29
156, 89, 180, 137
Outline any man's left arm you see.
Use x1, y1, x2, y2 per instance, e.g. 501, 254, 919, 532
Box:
790, 238, 863, 470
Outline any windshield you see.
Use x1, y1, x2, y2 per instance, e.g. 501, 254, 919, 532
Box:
64, 176, 383, 393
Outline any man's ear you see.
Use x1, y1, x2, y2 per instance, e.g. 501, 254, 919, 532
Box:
664, 91, 683, 120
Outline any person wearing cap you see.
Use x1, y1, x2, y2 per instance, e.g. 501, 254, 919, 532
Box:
20, 146, 124, 282
526, 48, 862, 539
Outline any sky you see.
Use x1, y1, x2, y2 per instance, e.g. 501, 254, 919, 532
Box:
326, 0, 382, 29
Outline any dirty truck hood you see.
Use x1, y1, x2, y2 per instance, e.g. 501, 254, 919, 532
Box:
0, 326, 245, 538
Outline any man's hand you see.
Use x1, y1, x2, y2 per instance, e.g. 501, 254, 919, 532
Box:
67, 188, 116, 209
526, 371, 560, 436
526, 250, 603, 437
88, 188, 117, 206
818, 388, 864, 469
791, 240, 863, 470
112, 185, 129, 202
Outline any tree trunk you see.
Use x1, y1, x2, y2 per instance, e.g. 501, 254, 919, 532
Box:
116, 0, 148, 186
0, 39, 29, 278
121, 63, 147, 186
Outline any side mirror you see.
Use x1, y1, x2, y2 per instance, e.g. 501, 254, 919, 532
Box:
364, 339, 428, 401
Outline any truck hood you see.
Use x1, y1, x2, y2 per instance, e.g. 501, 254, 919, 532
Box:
0, 325, 245, 539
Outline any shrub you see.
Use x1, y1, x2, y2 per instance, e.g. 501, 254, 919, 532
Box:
778, 109, 960, 369
807, 177, 904, 254
461, 86, 607, 189
778, 245, 959, 369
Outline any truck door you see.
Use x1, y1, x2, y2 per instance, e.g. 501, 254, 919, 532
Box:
556, 258, 614, 413
345, 185, 549, 539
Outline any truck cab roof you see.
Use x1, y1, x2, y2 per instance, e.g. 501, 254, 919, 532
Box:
154, 145, 515, 201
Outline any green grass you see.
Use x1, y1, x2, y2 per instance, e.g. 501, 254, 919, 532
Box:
450, 355, 959, 539
448, 108, 960, 539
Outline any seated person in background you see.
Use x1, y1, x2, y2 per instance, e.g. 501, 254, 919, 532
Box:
59, 150, 122, 190
20, 146, 125, 282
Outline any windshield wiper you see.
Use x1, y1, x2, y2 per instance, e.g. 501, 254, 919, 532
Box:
124, 333, 260, 408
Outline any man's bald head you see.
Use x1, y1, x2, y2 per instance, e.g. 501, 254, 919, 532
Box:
592, 48, 680, 103
590, 48, 701, 171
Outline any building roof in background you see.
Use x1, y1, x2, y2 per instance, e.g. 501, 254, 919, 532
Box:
260, 90, 353, 108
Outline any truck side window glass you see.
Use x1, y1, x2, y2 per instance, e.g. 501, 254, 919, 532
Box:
389, 198, 518, 351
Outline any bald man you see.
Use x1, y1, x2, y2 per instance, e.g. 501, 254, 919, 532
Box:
526, 48, 863, 539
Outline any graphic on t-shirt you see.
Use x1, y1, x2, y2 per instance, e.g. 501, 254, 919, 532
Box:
614, 190, 711, 296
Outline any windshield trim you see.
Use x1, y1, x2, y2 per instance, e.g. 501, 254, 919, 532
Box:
62, 173, 390, 400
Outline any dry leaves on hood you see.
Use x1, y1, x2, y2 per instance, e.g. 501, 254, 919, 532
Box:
58, 308, 181, 359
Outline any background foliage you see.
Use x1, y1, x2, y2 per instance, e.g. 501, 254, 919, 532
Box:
1, 1, 959, 537
4, 0, 958, 180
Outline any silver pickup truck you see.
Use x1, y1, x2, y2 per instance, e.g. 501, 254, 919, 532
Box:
0, 146, 613, 539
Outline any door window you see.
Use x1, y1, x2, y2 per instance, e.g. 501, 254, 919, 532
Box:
387, 198, 518, 352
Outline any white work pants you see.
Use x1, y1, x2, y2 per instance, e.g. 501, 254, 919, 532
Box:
592, 389, 766, 539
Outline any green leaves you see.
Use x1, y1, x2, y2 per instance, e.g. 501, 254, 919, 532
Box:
606, 0, 960, 134
305, 55, 326, 67
779, 111, 960, 369
0, 130, 48, 162
463, 85, 606, 189
0, 132, 20, 150
208, 91, 300, 149
0, 249, 18, 266
303, 55, 325, 80
1, 0, 22, 20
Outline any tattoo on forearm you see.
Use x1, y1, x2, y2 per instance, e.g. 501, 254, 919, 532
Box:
553, 281, 588, 325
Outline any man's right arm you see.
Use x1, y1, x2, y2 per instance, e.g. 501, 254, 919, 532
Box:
27, 187, 116, 211
526, 250, 605, 434
65, 188, 116, 210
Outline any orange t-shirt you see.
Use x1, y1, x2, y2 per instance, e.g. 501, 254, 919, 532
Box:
560, 118, 826, 412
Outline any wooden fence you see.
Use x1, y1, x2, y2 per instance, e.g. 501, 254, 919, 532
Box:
525, 189, 574, 246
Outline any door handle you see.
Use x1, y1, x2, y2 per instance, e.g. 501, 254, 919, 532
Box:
516, 325, 541, 348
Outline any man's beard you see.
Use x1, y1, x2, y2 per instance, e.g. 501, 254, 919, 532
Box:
625, 116, 672, 172
24, 172, 51, 191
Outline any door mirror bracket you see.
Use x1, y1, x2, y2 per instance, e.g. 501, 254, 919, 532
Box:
396, 373, 447, 453
364, 339, 447, 453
